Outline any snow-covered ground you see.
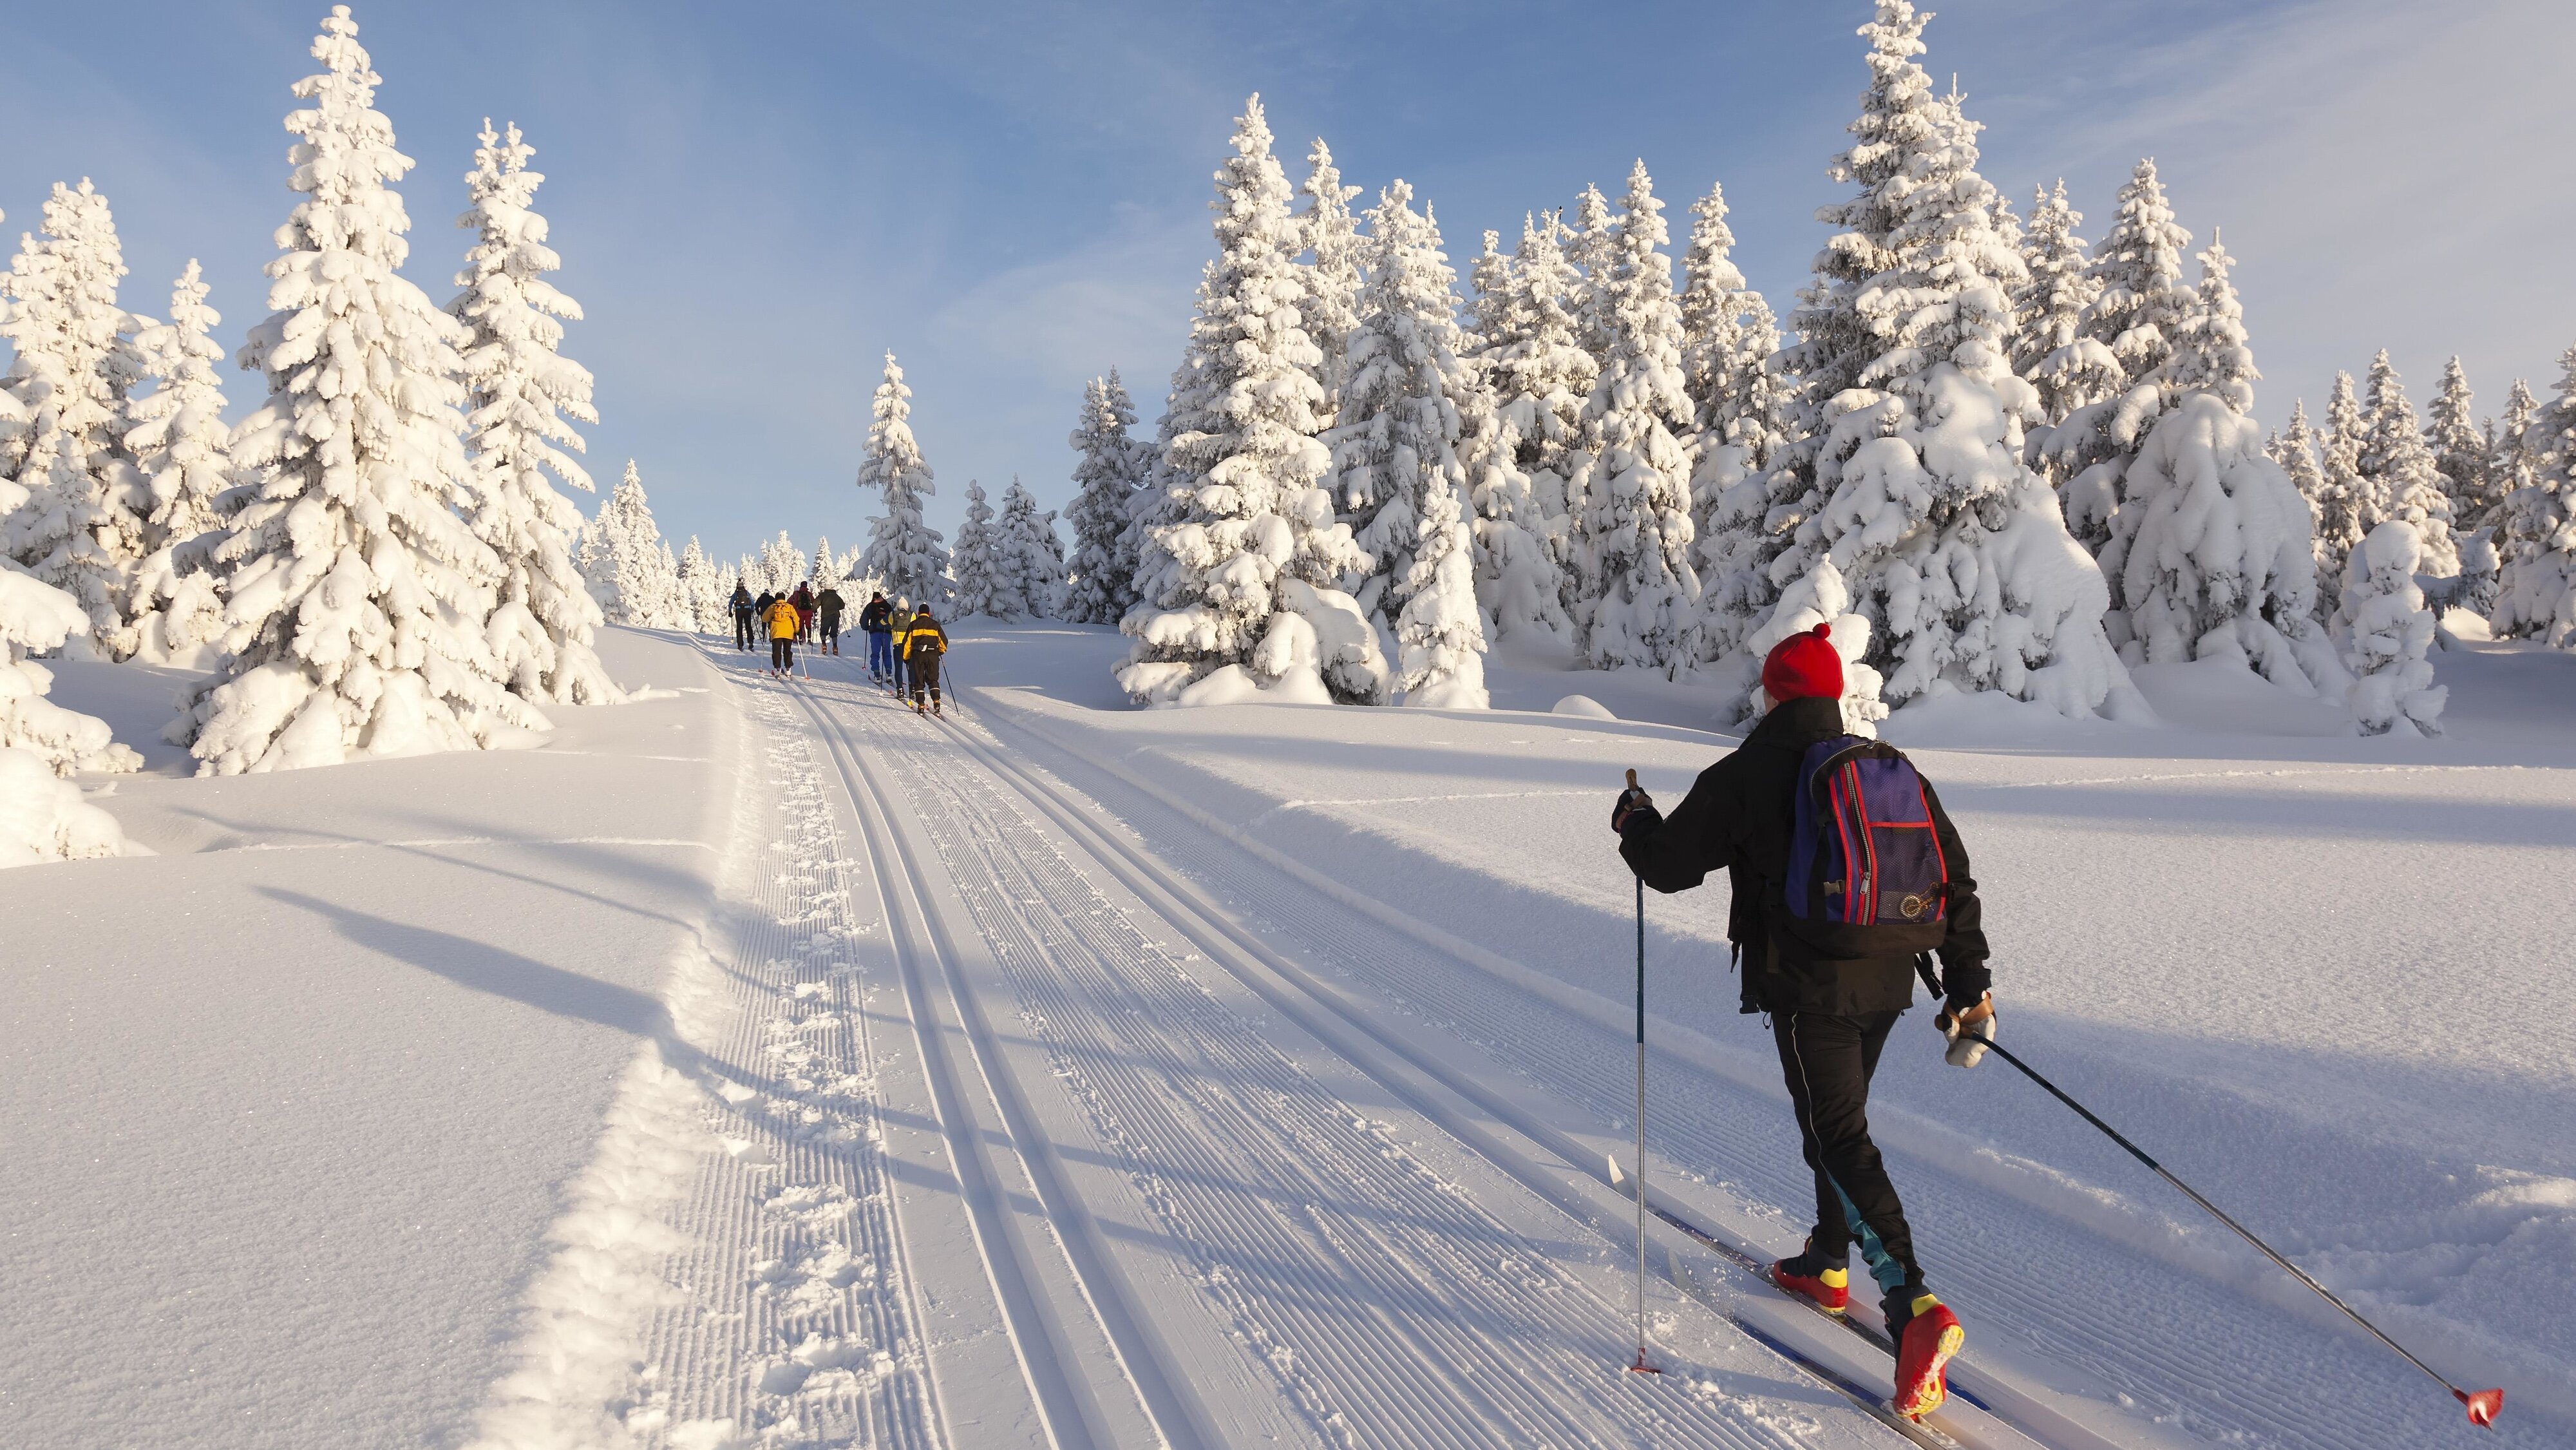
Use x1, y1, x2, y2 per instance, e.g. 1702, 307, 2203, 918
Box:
6, 622, 2569, 1449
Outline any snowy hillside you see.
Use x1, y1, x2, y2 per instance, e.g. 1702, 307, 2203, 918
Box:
5, 621, 2568, 1449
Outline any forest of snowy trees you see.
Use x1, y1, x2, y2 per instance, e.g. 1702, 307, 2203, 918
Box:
1059, 0, 2576, 727
8, 0, 2576, 864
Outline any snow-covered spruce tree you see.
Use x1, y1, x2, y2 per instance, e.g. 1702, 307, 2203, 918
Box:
2487, 376, 2539, 521
1062, 370, 1147, 624
678, 537, 724, 634
1677, 177, 1794, 662
2311, 370, 2372, 608
1456, 227, 1565, 645
122, 261, 237, 665
1327, 180, 1477, 634
1757, 0, 2130, 723
0, 558, 131, 865
996, 476, 1066, 619
810, 536, 843, 594
759, 531, 805, 597
2332, 520, 2445, 734
2356, 349, 2459, 576
855, 352, 950, 606
2041, 158, 2198, 554
183, 8, 542, 774
2010, 180, 2118, 439
587, 461, 678, 626
2427, 356, 2495, 530
448, 119, 621, 703
2490, 346, 2576, 644
1479, 211, 1593, 636
1, 180, 148, 660
1298, 138, 1365, 428
1565, 160, 1699, 674
1118, 97, 1385, 707
950, 479, 1003, 618
1567, 184, 1616, 366
2095, 240, 2340, 689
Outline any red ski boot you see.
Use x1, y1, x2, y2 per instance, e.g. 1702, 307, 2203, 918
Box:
1888, 1292, 1964, 1420
1766, 1242, 1850, 1314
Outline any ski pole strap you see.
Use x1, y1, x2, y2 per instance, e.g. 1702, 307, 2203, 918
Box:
1913, 953, 1943, 1001
1980, 1036, 2475, 1399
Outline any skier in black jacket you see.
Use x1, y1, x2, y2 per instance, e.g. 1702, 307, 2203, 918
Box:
728, 582, 755, 651
860, 593, 896, 681
1613, 623, 1993, 1420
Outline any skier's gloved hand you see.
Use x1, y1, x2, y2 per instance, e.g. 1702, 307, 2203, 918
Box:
1935, 993, 1995, 1069
1611, 769, 1658, 835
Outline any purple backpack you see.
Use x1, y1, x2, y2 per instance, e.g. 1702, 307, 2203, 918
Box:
1783, 736, 1951, 957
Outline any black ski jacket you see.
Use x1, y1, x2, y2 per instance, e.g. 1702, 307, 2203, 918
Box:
1616, 696, 1990, 1016
817, 589, 845, 624
860, 600, 894, 634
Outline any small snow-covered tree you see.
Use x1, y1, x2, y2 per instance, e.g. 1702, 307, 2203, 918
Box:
2011, 180, 2118, 437
950, 479, 1003, 618
2333, 520, 2445, 734
1456, 228, 1564, 645
2313, 371, 2372, 599
1567, 184, 1615, 365
122, 260, 236, 665
1063, 370, 1148, 624
678, 537, 724, 634
2096, 240, 2338, 688
1, 180, 148, 660
1566, 161, 1699, 674
2356, 350, 2459, 577
2427, 357, 2494, 530
1477, 211, 1593, 638
448, 119, 620, 704
0, 554, 132, 864
182, 8, 542, 774
2491, 346, 2576, 645
758, 531, 804, 597
2486, 376, 2540, 524
855, 352, 949, 606
588, 462, 682, 626
995, 477, 1065, 619
1118, 96, 1385, 706
811, 536, 845, 594
1298, 138, 1365, 427
1757, 1, 2128, 721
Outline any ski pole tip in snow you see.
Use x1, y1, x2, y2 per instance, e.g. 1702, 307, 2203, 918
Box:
2458, 1387, 2502, 1426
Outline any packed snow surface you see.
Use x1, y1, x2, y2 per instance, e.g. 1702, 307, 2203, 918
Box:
6, 622, 2571, 1449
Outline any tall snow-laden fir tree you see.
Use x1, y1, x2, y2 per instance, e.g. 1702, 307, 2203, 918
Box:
448, 119, 621, 704
2356, 350, 2459, 576
1457, 227, 1564, 645
1677, 178, 1794, 662
1567, 161, 1699, 674
182, 8, 542, 774
1119, 97, 1385, 707
995, 476, 1065, 620
1063, 370, 1147, 624
1475, 211, 1591, 639
1326, 180, 1478, 633
855, 352, 949, 606
122, 261, 236, 665
2313, 370, 2371, 607
949, 479, 1003, 618
2333, 520, 2445, 734
2427, 356, 2494, 530
2041, 158, 2198, 558
1, 180, 148, 661
2010, 180, 2118, 437
2490, 346, 2576, 645
2094, 240, 2339, 689
1758, 1, 2130, 723
586, 462, 682, 626
1298, 139, 1365, 428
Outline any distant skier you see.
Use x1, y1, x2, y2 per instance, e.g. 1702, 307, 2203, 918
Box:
764, 593, 802, 676
1611, 625, 1993, 1421
889, 596, 911, 695
729, 581, 755, 651
860, 591, 895, 681
816, 583, 847, 656
790, 581, 816, 643
899, 604, 947, 716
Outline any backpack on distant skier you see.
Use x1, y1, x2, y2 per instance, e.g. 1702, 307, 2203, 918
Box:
1781, 736, 1951, 957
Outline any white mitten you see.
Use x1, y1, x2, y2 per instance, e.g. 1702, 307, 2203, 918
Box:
1938, 999, 1995, 1069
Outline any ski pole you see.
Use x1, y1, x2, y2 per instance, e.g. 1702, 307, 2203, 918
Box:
1624, 769, 1658, 1376
1965, 1029, 2503, 1426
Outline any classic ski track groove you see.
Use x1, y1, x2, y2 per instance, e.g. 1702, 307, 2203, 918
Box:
805, 660, 1906, 1449
952, 681, 2440, 1450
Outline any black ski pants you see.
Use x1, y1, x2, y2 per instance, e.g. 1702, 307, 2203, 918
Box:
772, 637, 795, 672
1772, 1009, 1920, 1300
909, 656, 941, 709
734, 611, 755, 649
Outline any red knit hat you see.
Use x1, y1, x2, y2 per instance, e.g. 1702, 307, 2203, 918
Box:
1761, 624, 1844, 703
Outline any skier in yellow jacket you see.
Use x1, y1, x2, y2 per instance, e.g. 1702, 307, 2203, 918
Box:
766, 595, 802, 676
898, 606, 947, 716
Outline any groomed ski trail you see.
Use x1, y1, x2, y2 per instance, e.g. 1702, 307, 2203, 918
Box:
772, 652, 1933, 1450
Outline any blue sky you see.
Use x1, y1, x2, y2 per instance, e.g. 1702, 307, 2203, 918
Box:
6, 1, 2570, 567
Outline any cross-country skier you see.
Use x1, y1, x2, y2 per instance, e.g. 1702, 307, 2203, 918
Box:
860, 591, 895, 681
729, 581, 756, 651
899, 604, 947, 716
889, 596, 911, 696
1611, 625, 1994, 1420
790, 581, 816, 643
817, 583, 847, 656
764, 593, 801, 676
